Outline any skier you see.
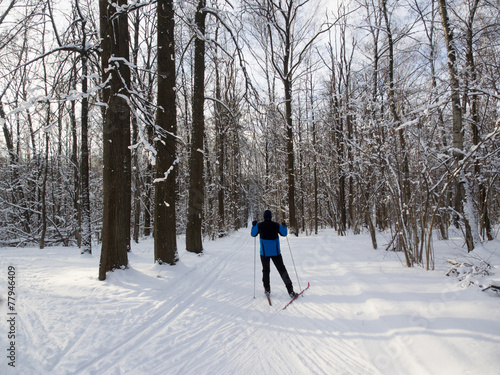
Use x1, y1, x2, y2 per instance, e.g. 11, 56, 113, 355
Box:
251, 210, 297, 298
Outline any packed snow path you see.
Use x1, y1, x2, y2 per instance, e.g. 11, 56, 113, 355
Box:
1, 228, 499, 374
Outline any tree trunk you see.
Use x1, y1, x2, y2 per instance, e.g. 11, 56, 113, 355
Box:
40, 133, 49, 249
281, 25, 297, 233
382, 0, 411, 208
79, 9, 91, 254
132, 13, 141, 245
214, 30, 225, 236
1, 102, 17, 167
437, 0, 474, 251
284, 76, 297, 235
279, 11, 295, 235
231, 128, 241, 230
144, 128, 154, 237
382, 0, 412, 256
99, 0, 131, 280
310, 85, 318, 234
69, 70, 81, 247
186, 0, 206, 253
154, 0, 178, 265
463, 0, 492, 241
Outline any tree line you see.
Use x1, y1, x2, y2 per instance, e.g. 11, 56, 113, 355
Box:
0, 0, 498, 279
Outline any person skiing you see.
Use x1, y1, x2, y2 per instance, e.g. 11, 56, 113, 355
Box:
251, 210, 297, 298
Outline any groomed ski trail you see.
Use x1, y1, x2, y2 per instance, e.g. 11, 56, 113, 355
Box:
4, 229, 380, 375
3, 228, 498, 374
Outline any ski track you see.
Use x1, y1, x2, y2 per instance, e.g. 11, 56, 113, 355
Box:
101, 231, 374, 374
1, 228, 499, 374
79, 235, 248, 375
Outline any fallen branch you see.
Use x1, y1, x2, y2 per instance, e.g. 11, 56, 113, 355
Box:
482, 284, 500, 292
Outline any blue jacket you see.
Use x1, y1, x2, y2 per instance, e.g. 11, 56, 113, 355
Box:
251, 220, 287, 257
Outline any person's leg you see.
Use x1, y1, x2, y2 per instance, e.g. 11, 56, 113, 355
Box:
260, 255, 271, 293
271, 255, 293, 293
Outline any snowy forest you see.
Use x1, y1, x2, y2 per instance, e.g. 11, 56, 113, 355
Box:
1, 0, 499, 279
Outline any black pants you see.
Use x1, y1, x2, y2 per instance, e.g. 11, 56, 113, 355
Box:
261, 254, 293, 293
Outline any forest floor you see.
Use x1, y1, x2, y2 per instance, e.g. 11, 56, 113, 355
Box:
0, 227, 499, 374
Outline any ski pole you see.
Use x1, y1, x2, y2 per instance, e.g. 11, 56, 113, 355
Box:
286, 236, 302, 292
253, 236, 256, 299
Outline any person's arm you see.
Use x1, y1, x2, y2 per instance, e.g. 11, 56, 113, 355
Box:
279, 222, 288, 236
251, 221, 259, 237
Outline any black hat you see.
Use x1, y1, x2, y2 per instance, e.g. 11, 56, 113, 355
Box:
263, 210, 272, 220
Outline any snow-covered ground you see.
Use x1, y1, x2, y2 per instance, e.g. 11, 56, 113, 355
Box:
1, 228, 499, 375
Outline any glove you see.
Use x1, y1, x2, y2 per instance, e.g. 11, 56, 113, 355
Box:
252, 220, 257, 226
281, 221, 287, 227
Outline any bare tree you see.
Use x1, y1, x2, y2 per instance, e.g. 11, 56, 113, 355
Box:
76, 0, 92, 254
186, 0, 206, 253
246, 0, 333, 236
437, 0, 475, 251
154, 0, 178, 264
461, 0, 493, 241
99, 0, 131, 280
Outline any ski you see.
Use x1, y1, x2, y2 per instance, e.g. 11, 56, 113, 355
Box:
264, 289, 272, 305
282, 282, 310, 310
